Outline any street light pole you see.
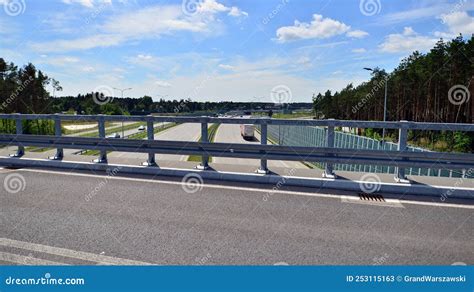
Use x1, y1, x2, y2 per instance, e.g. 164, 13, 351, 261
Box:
382, 79, 387, 141
113, 87, 132, 138
272, 90, 288, 145
364, 68, 388, 143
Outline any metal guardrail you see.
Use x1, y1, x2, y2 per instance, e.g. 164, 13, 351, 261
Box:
0, 113, 473, 181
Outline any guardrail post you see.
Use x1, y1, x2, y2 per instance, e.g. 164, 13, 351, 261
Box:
10, 113, 24, 157
257, 119, 269, 174
197, 118, 209, 170
323, 119, 335, 179
49, 114, 63, 160
143, 116, 156, 166
93, 115, 107, 164
395, 120, 409, 183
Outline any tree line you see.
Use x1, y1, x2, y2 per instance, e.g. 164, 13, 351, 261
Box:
312, 34, 473, 152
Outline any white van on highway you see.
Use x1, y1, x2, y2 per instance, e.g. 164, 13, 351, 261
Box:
240, 124, 255, 140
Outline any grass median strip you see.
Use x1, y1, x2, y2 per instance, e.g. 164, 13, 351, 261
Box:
80, 123, 178, 156
79, 122, 145, 138
187, 123, 220, 162
24, 122, 145, 153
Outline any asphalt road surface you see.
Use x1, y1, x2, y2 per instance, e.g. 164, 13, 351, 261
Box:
0, 168, 472, 265
213, 123, 307, 169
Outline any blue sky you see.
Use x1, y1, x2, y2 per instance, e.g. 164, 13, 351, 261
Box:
1, 0, 473, 102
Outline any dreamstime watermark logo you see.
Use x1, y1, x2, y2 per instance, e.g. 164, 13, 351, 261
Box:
448, 84, 470, 105
352, 75, 389, 114
359, 173, 381, 194
3, 0, 26, 16
92, 85, 114, 105
372, 253, 390, 265
5, 272, 85, 286
263, 168, 296, 201
441, 168, 473, 202
3, 173, 26, 194
181, 0, 204, 16
359, 0, 381, 16
441, 0, 467, 24
0, 75, 34, 112
270, 85, 292, 104
181, 173, 204, 194
195, 252, 212, 265
262, 0, 290, 25
84, 166, 122, 202
175, 75, 213, 113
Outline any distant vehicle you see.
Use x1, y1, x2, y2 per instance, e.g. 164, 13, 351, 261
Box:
240, 124, 255, 140
138, 125, 145, 131
107, 133, 120, 138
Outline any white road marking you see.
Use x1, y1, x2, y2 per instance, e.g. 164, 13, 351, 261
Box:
15, 168, 474, 210
0, 251, 66, 265
341, 195, 405, 208
0, 238, 152, 265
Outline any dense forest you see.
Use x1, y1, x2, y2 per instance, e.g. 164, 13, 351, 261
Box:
313, 35, 473, 123
50, 95, 307, 116
313, 34, 473, 152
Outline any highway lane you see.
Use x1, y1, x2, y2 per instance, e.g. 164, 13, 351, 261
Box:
213, 123, 308, 169
108, 123, 201, 162
0, 168, 472, 265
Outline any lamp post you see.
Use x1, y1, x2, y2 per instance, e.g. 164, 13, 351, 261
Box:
113, 87, 132, 138
364, 68, 388, 142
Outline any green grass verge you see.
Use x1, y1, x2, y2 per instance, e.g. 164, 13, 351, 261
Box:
25, 146, 54, 152
25, 122, 144, 153
62, 121, 115, 135
80, 123, 178, 156
127, 123, 177, 140
187, 123, 220, 162
79, 122, 145, 138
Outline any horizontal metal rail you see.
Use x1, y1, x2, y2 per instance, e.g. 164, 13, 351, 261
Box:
0, 114, 473, 131
1, 134, 473, 170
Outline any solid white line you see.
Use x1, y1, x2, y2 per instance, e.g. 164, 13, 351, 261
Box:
15, 168, 474, 210
0, 238, 152, 265
0, 251, 66, 265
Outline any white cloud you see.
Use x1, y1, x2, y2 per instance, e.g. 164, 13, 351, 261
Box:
228, 6, 248, 17
379, 27, 437, 53
31, 2, 246, 53
31, 6, 205, 52
38, 56, 80, 67
218, 64, 235, 70
346, 30, 369, 38
352, 48, 367, 53
435, 11, 474, 38
275, 14, 366, 43
155, 80, 172, 88
197, 0, 248, 17
381, 1, 474, 25
62, 0, 112, 8
276, 14, 351, 42
137, 54, 153, 60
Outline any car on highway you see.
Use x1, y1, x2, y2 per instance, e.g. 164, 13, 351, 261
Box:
107, 133, 121, 138
240, 124, 255, 140
138, 125, 145, 131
